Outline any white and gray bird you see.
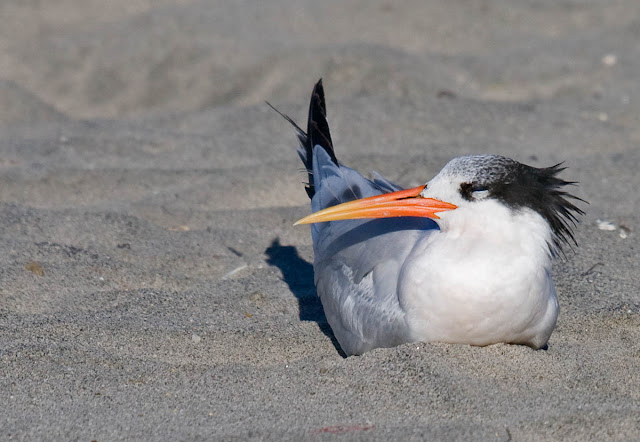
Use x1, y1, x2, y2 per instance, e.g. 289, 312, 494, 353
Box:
273, 79, 584, 356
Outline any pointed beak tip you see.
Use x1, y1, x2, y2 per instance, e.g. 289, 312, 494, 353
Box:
293, 216, 312, 226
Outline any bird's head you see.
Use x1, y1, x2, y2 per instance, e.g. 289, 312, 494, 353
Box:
296, 155, 584, 253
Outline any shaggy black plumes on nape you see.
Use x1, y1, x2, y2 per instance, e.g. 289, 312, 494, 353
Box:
477, 159, 585, 254
530, 163, 586, 252
266, 79, 337, 199
454, 155, 585, 254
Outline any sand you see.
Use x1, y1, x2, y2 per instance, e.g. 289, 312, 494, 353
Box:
1, 1, 639, 440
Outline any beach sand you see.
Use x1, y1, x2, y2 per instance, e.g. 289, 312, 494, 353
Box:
1, 1, 639, 440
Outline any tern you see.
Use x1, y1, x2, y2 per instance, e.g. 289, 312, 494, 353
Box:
272, 79, 584, 356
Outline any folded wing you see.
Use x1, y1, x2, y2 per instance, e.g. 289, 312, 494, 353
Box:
282, 79, 438, 355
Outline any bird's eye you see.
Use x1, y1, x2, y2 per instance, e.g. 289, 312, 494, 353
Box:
459, 182, 489, 201
472, 188, 489, 200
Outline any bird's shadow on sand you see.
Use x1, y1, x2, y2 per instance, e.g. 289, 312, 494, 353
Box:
265, 238, 346, 357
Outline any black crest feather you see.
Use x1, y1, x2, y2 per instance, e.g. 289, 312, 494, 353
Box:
467, 158, 585, 253
451, 155, 585, 253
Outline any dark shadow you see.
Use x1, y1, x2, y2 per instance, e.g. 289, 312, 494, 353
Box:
265, 238, 346, 357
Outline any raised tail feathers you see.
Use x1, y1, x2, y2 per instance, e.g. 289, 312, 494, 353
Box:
267, 79, 338, 198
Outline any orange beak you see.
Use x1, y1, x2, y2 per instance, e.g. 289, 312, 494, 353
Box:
294, 185, 457, 225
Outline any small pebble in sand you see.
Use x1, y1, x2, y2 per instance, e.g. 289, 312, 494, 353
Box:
601, 54, 617, 66
596, 219, 616, 231
222, 264, 248, 280
619, 224, 631, 239
191, 334, 202, 344
25, 261, 44, 276
168, 225, 190, 232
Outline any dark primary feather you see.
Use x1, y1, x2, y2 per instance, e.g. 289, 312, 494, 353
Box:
267, 79, 338, 199
306, 79, 337, 165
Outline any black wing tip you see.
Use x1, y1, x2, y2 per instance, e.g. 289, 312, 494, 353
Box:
311, 78, 326, 116
267, 79, 339, 200
308, 79, 338, 166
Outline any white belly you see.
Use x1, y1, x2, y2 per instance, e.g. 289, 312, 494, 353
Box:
398, 233, 559, 349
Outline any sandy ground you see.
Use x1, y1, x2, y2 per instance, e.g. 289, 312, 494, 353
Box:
1, 1, 639, 440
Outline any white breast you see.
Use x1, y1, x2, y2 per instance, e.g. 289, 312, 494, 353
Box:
398, 202, 559, 349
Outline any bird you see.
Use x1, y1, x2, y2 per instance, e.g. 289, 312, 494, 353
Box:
271, 79, 584, 356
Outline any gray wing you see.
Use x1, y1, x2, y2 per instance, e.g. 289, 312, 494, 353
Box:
310, 148, 438, 355
277, 79, 437, 355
